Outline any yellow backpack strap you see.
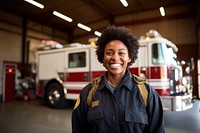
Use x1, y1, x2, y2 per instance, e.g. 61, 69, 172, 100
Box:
87, 76, 102, 106
133, 74, 148, 107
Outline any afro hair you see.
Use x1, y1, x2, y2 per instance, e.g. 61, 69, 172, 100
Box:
96, 26, 139, 67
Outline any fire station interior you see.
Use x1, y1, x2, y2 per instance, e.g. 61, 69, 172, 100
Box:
0, 0, 200, 133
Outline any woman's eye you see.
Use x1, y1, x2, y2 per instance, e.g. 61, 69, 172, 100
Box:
106, 52, 113, 55
119, 52, 125, 55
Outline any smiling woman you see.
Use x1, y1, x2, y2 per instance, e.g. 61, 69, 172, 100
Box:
103, 40, 131, 84
72, 26, 165, 133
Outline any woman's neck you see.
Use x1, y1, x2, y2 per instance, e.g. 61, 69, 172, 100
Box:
107, 72, 125, 87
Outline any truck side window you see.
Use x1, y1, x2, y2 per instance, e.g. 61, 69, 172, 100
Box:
69, 52, 86, 68
152, 44, 158, 60
152, 43, 165, 64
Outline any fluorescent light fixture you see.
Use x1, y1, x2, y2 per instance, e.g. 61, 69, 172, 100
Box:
24, 0, 44, 9
77, 23, 91, 32
120, 0, 128, 7
94, 31, 102, 37
53, 11, 73, 22
159, 7, 165, 16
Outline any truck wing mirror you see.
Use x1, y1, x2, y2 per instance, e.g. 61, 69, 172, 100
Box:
31, 63, 36, 74
190, 57, 194, 72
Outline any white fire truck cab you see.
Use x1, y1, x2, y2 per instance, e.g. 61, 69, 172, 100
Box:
36, 30, 194, 111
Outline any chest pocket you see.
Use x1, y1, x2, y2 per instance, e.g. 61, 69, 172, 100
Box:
125, 109, 148, 125
87, 106, 103, 123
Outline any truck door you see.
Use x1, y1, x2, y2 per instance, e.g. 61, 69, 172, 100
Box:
64, 48, 89, 99
138, 45, 149, 81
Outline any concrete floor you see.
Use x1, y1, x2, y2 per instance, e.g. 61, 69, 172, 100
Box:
0, 99, 199, 133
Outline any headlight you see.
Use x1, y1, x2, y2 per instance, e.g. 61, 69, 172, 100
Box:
182, 77, 187, 86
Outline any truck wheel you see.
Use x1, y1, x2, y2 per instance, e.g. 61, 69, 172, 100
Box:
45, 83, 66, 108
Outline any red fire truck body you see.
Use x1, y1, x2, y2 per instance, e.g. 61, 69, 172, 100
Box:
36, 30, 193, 111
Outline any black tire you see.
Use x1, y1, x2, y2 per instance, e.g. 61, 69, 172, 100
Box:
45, 83, 66, 108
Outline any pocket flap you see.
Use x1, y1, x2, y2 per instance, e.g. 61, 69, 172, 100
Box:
125, 110, 148, 125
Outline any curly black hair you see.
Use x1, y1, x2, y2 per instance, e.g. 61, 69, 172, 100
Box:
96, 26, 139, 67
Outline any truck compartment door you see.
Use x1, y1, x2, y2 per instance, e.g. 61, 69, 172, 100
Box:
138, 45, 149, 80
64, 49, 89, 99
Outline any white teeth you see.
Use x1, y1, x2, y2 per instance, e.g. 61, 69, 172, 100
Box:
110, 63, 121, 68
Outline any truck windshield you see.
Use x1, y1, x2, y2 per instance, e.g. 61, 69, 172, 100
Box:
152, 43, 177, 66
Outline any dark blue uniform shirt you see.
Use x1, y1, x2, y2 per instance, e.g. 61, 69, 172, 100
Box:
72, 70, 165, 133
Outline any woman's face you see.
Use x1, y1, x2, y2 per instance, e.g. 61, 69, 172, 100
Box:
103, 40, 131, 76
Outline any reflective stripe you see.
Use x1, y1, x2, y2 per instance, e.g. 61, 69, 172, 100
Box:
63, 82, 88, 90
73, 95, 80, 110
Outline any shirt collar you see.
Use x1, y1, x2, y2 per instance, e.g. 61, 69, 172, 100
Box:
98, 73, 108, 91
98, 69, 134, 91
121, 70, 133, 91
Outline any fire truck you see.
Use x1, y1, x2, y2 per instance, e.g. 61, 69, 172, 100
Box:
36, 30, 194, 111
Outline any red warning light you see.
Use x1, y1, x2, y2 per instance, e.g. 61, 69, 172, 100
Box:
41, 40, 46, 43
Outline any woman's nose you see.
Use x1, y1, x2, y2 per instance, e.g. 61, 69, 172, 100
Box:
112, 53, 119, 60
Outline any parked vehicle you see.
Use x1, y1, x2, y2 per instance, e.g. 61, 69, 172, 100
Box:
36, 30, 194, 111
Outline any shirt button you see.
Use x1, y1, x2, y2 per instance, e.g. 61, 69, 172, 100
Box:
112, 115, 116, 120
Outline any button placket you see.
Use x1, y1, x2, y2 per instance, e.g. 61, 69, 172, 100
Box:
112, 115, 116, 120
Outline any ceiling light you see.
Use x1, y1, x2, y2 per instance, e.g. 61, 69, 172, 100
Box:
120, 0, 128, 7
94, 31, 101, 37
77, 23, 91, 32
24, 0, 44, 9
159, 7, 165, 16
53, 11, 73, 22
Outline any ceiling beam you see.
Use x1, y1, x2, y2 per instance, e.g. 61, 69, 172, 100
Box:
74, 11, 195, 39
82, 0, 112, 18
116, 11, 195, 26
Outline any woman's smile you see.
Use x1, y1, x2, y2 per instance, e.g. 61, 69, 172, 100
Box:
109, 63, 122, 69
